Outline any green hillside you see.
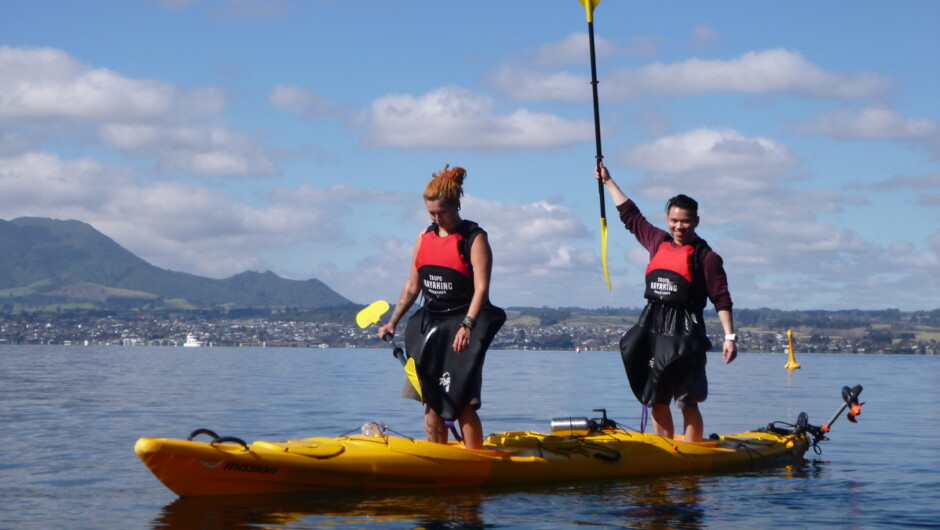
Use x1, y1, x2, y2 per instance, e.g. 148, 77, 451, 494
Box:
0, 217, 353, 311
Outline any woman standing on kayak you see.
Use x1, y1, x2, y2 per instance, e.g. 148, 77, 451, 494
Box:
595, 161, 737, 443
378, 165, 505, 449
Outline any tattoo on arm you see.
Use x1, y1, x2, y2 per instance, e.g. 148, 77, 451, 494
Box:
390, 288, 418, 324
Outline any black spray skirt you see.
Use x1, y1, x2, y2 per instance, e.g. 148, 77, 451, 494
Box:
620, 302, 712, 405
404, 302, 506, 421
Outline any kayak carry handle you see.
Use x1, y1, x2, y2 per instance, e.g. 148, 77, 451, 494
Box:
186, 428, 249, 451
211, 436, 249, 451
188, 428, 220, 441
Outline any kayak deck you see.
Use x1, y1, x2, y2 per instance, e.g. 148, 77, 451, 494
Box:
135, 426, 809, 497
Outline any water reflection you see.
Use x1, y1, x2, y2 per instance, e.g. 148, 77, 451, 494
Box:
149, 460, 837, 529
151, 477, 711, 529
598, 475, 706, 529
151, 489, 488, 529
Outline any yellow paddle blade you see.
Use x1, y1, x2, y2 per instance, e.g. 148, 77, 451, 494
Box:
600, 217, 611, 291
578, 0, 602, 22
404, 358, 423, 402
356, 300, 390, 329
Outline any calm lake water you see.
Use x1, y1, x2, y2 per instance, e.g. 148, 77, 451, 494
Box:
1, 345, 938, 529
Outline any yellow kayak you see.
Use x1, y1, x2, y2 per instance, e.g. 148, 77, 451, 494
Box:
137, 386, 863, 497
136, 418, 816, 497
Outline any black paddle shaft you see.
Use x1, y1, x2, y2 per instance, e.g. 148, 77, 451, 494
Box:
382, 332, 407, 367
587, 19, 606, 219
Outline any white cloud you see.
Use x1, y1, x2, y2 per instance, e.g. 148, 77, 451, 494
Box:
919, 194, 940, 206
0, 152, 264, 274
634, 109, 673, 137
0, 46, 278, 179
888, 241, 939, 269
622, 36, 664, 59
533, 33, 616, 67
930, 231, 940, 252
626, 128, 799, 181
0, 151, 383, 278
493, 48, 893, 102
691, 26, 721, 48
0, 46, 225, 122
490, 66, 588, 102
606, 49, 892, 99
871, 172, 940, 207
100, 123, 280, 177
0, 152, 129, 211
467, 196, 591, 272
873, 172, 940, 191
323, 236, 418, 304
532, 32, 658, 69
361, 87, 592, 150
0, 128, 40, 156
269, 84, 344, 120
763, 221, 871, 254
797, 106, 939, 140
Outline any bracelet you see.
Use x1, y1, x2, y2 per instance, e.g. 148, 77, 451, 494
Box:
462, 316, 476, 330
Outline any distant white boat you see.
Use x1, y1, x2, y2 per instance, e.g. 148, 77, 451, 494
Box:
183, 334, 205, 348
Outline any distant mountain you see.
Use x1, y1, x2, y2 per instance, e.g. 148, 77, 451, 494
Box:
0, 217, 354, 311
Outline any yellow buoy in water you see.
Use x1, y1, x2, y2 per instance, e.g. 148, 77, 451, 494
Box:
785, 329, 801, 369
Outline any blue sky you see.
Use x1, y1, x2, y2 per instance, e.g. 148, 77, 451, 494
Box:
1, 0, 938, 311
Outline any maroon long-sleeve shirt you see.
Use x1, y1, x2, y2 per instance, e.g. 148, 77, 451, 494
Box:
617, 200, 733, 313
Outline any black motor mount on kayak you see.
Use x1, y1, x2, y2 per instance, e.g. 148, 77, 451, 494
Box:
551, 409, 617, 437
761, 384, 864, 454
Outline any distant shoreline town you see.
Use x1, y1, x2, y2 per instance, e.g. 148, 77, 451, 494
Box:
1, 307, 937, 355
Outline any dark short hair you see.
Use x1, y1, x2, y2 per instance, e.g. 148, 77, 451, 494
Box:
665, 194, 699, 218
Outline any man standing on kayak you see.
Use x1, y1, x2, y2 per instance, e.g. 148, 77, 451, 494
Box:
378, 164, 505, 449
595, 161, 737, 442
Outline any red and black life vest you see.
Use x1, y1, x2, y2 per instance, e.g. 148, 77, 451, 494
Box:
644, 238, 710, 310
415, 220, 483, 307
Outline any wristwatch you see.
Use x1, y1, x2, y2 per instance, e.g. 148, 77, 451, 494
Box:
724, 333, 737, 342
